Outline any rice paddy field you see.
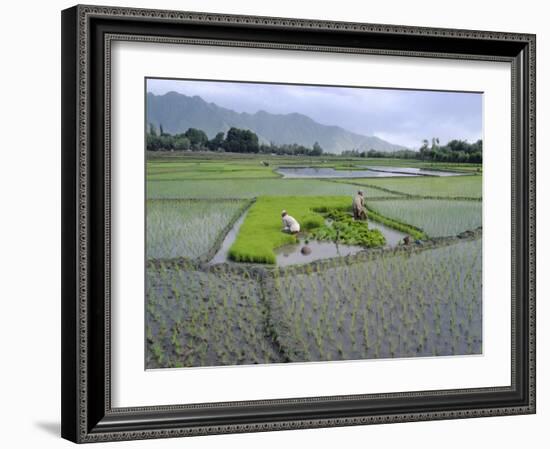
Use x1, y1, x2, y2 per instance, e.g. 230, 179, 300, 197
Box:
145, 152, 483, 369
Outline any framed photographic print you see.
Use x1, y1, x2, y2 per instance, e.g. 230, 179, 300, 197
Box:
61, 4, 536, 443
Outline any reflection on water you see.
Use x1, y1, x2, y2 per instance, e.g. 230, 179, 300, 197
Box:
361, 166, 465, 177
275, 240, 364, 267
276, 167, 417, 178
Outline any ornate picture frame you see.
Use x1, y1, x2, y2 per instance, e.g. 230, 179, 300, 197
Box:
61, 4, 536, 443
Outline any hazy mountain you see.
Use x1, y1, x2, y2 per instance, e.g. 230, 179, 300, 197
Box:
146, 91, 409, 153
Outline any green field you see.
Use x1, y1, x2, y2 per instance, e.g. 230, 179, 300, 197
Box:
145, 152, 482, 368
268, 239, 482, 361
367, 199, 482, 238
146, 199, 247, 259
147, 160, 280, 180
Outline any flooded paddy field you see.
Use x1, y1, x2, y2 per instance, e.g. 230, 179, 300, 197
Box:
146, 262, 285, 368
277, 166, 466, 178
145, 153, 483, 369
276, 167, 417, 178
266, 238, 482, 362
146, 237, 482, 368
359, 166, 465, 177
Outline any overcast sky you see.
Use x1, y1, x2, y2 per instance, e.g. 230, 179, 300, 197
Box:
147, 78, 482, 150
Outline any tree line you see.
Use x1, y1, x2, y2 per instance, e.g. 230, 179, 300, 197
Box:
341, 138, 482, 163
146, 124, 324, 156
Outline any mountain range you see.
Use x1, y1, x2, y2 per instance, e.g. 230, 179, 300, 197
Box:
146, 91, 408, 154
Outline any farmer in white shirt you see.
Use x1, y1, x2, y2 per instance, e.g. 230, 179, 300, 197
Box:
281, 210, 300, 234
353, 190, 367, 220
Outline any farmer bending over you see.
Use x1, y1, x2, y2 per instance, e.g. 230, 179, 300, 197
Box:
353, 190, 367, 220
281, 210, 300, 234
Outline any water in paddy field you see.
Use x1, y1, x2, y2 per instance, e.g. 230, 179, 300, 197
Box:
276, 167, 418, 178
360, 166, 466, 177
274, 221, 409, 266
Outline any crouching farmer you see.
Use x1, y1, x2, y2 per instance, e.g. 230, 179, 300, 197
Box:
353, 190, 367, 220
281, 210, 300, 234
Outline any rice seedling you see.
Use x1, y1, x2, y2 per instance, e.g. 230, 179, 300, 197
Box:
147, 160, 280, 181
266, 238, 482, 363
367, 199, 482, 237
310, 208, 386, 247
147, 199, 246, 259
228, 196, 354, 264
336, 175, 482, 199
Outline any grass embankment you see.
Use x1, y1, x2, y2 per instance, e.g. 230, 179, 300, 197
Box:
146, 199, 246, 259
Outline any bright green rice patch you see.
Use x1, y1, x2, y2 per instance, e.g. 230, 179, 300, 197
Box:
228, 196, 353, 264
367, 199, 482, 238
147, 199, 246, 259
147, 178, 402, 199
338, 175, 482, 198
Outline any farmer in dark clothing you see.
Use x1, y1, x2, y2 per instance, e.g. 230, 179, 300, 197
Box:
353, 190, 367, 220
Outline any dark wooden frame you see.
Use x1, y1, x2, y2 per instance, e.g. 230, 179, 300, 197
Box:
61, 4, 536, 443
